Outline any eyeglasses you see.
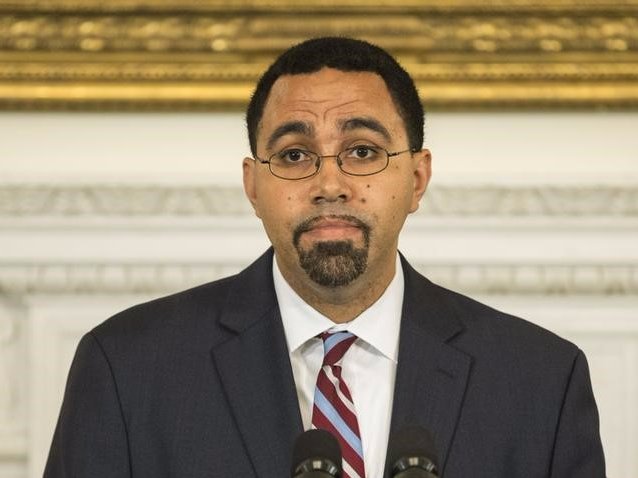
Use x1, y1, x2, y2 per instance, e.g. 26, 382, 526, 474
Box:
254, 145, 417, 180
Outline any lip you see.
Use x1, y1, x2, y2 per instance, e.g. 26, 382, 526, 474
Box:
301, 217, 363, 241
293, 214, 370, 247
309, 218, 361, 230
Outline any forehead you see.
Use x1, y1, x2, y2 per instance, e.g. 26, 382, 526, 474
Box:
258, 68, 404, 144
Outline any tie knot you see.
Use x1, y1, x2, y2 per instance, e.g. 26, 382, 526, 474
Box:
319, 331, 357, 366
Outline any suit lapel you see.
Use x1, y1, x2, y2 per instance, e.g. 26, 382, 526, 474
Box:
388, 257, 472, 475
211, 250, 303, 478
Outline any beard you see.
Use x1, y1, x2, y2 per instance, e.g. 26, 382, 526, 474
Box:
293, 215, 371, 288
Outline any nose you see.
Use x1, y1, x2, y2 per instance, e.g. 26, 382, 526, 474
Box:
310, 155, 352, 205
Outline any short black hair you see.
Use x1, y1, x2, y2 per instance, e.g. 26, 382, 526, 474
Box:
246, 37, 424, 156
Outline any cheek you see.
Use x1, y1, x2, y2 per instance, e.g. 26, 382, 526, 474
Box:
360, 184, 371, 203
256, 182, 296, 211
261, 213, 295, 248
256, 193, 293, 229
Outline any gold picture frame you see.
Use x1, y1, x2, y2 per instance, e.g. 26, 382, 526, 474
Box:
0, 0, 636, 110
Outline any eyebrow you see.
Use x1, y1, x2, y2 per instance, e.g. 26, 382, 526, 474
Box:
338, 117, 392, 143
264, 116, 392, 152
266, 121, 313, 151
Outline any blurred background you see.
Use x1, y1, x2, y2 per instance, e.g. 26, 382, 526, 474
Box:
0, 1, 637, 477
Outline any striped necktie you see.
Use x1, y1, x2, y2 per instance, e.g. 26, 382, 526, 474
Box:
311, 331, 366, 478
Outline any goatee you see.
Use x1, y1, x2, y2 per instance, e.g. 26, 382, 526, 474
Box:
293, 215, 371, 288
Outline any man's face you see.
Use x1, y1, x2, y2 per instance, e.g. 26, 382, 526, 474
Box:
243, 68, 430, 290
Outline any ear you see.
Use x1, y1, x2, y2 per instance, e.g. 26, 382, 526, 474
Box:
409, 148, 432, 213
242, 157, 262, 218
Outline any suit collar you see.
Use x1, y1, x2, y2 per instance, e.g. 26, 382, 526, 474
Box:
212, 249, 303, 478
218, 248, 280, 334
399, 253, 465, 342
387, 255, 472, 476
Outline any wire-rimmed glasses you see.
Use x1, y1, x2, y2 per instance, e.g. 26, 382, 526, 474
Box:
254, 145, 416, 180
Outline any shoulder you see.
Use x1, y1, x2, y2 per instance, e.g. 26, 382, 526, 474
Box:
401, 257, 580, 365
441, 281, 579, 362
90, 275, 236, 351
407, 272, 590, 415
430, 282, 586, 402
89, 249, 275, 351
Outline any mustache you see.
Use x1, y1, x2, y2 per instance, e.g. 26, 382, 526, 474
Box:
293, 214, 371, 247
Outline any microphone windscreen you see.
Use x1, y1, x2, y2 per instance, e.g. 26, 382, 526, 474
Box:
386, 426, 439, 475
291, 429, 342, 477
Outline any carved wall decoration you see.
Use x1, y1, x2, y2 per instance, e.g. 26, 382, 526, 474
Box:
1, 183, 637, 217
0, 262, 636, 296
0, 305, 15, 422
0, 0, 636, 110
1, 182, 637, 296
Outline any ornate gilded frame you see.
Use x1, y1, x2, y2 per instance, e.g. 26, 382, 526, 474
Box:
0, 0, 636, 110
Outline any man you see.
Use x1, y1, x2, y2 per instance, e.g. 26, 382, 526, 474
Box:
45, 37, 605, 477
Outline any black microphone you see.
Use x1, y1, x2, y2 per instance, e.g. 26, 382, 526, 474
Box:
387, 426, 439, 478
291, 429, 343, 478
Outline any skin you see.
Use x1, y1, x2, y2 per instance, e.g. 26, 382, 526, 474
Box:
243, 67, 431, 323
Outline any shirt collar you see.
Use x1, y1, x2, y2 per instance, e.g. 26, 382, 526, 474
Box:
274, 253, 404, 363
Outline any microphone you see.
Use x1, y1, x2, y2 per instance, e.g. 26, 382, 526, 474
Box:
387, 426, 439, 478
291, 429, 343, 478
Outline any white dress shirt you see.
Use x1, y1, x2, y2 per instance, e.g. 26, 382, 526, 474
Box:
273, 254, 404, 478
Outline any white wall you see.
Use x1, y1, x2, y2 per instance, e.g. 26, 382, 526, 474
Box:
1, 111, 637, 477
1, 112, 637, 183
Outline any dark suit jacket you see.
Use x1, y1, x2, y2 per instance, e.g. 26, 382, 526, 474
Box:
45, 249, 605, 477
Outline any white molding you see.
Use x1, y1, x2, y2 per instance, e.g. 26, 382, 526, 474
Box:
0, 262, 637, 296
0, 300, 27, 460
0, 459, 26, 478
1, 182, 636, 296
27, 295, 150, 478
1, 183, 638, 218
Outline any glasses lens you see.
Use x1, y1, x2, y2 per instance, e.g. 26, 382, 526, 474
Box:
338, 146, 389, 176
269, 149, 318, 179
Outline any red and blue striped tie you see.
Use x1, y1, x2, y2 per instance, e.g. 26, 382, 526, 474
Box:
311, 331, 366, 478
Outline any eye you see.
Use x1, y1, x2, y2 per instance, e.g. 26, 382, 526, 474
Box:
276, 149, 312, 164
346, 145, 381, 160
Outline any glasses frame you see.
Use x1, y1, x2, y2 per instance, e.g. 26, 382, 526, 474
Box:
254, 147, 418, 180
